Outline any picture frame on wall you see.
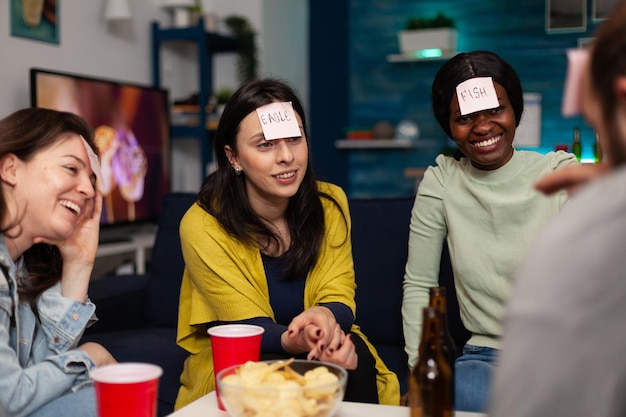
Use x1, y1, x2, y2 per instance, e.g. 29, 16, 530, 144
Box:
546, 0, 586, 33
10, 0, 59, 45
593, 0, 620, 21
578, 37, 595, 49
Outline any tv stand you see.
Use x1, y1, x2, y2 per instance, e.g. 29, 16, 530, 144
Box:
98, 234, 133, 244
96, 224, 157, 274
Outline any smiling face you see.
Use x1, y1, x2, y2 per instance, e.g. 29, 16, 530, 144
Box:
8, 134, 97, 241
449, 81, 516, 170
225, 108, 308, 214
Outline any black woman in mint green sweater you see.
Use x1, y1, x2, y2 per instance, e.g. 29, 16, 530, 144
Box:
401, 51, 578, 413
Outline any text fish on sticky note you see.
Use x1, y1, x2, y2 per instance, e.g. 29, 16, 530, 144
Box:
455, 77, 500, 116
255, 102, 302, 140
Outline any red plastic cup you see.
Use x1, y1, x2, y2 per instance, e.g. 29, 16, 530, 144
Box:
208, 324, 264, 410
555, 144, 569, 152
91, 363, 163, 417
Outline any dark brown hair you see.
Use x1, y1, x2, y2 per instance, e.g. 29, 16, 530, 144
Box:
197, 78, 342, 281
0, 108, 97, 303
589, 1, 626, 165
431, 50, 524, 139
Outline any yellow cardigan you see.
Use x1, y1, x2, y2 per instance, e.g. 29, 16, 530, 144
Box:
174, 181, 400, 409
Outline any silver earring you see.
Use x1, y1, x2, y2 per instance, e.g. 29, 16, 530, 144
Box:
234, 167, 242, 175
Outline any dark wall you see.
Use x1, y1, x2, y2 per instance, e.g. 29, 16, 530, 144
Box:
310, 0, 604, 198
308, 0, 349, 190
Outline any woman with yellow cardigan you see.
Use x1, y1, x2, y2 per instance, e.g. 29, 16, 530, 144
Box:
174, 78, 399, 410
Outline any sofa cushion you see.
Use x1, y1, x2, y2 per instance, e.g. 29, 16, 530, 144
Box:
349, 196, 414, 393
81, 327, 187, 416
85, 274, 151, 333
350, 197, 413, 348
82, 193, 197, 417
349, 196, 469, 395
147, 192, 197, 327
438, 242, 471, 356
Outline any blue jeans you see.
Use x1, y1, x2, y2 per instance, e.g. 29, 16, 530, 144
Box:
455, 344, 499, 413
27, 387, 97, 417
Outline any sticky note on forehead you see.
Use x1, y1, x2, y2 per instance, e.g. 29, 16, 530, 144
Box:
81, 136, 102, 181
255, 102, 301, 140
561, 48, 589, 117
455, 77, 500, 116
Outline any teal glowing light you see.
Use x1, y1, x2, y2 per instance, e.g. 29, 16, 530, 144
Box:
412, 48, 443, 58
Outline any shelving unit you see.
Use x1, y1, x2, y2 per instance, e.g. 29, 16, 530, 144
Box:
335, 138, 440, 149
96, 228, 156, 275
151, 18, 238, 179
335, 139, 413, 149
386, 52, 456, 63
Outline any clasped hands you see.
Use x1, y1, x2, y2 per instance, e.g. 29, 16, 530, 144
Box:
281, 306, 358, 370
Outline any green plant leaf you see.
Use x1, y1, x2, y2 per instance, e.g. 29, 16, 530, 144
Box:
405, 12, 455, 30
224, 15, 258, 84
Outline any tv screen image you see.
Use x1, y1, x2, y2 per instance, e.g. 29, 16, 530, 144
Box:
30, 68, 170, 228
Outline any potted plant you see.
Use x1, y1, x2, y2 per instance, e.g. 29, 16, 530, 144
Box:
215, 87, 234, 105
398, 12, 457, 57
224, 15, 258, 84
213, 87, 234, 116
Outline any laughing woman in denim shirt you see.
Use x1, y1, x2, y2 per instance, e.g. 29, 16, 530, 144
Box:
0, 108, 116, 417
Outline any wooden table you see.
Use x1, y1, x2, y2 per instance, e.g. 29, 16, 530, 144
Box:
167, 391, 486, 417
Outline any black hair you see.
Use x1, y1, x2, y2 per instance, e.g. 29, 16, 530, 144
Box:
589, 1, 626, 164
431, 51, 524, 139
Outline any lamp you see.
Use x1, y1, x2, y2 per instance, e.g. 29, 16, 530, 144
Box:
105, 0, 132, 21
161, 0, 195, 27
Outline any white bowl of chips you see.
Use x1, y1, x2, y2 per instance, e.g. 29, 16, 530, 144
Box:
216, 359, 347, 417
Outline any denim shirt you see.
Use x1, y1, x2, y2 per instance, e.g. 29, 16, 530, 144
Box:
0, 236, 97, 417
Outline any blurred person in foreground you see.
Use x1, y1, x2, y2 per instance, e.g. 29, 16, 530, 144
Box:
489, 2, 626, 416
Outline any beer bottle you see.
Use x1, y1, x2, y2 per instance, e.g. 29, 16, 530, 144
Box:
594, 132, 603, 163
409, 307, 453, 417
572, 127, 582, 162
429, 287, 456, 405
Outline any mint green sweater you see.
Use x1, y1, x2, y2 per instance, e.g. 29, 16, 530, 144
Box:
401, 150, 577, 368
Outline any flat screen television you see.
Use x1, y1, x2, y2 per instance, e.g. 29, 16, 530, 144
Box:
30, 68, 171, 237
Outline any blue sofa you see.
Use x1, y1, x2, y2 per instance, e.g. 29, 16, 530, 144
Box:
81, 193, 194, 417
81, 192, 469, 416
349, 197, 469, 396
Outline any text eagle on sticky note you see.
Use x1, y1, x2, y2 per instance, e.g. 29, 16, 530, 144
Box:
255, 102, 302, 140
455, 77, 500, 116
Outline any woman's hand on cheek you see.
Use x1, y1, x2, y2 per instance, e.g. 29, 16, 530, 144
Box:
44, 192, 102, 303
56, 192, 102, 266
